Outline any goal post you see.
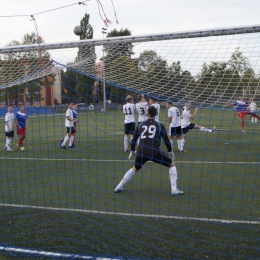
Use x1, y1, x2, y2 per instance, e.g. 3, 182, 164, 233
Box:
0, 25, 259, 259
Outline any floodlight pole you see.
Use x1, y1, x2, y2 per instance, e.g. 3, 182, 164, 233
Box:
102, 28, 107, 112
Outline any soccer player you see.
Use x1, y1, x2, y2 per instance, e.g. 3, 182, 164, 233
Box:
4, 105, 15, 152
180, 102, 215, 153
147, 96, 160, 122
61, 101, 77, 149
231, 95, 248, 132
165, 101, 182, 156
72, 103, 77, 146
123, 95, 136, 152
135, 94, 148, 145
15, 105, 28, 151
248, 98, 259, 124
60, 103, 77, 147
114, 106, 184, 196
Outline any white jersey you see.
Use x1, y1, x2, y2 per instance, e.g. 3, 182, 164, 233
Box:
181, 107, 192, 128
248, 102, 257, 112
147, 103, 160, 122
123, 103, 136, 123
168, 106, 181, 127
136, 102, 148, 122
5, 112, 15, 132
65, 108, 74, 127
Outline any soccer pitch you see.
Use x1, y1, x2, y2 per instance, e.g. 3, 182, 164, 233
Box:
0, 107, 259, 259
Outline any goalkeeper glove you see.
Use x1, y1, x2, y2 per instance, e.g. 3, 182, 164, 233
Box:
128, 151, 134, 160
168, 151, 175, 160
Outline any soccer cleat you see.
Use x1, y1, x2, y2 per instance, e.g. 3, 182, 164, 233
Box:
114, 187, 123, 193
69, 146, 76, 148
212, 126, 216, 133
72, 144, 76, 147
20, 147, 25, 151
178, 150, 187, 153
242, 130, 245, 133
171, 189, 184, 196
4, 146, 7, 150
124, 150, 129, 153
17, 143, 20, 147
61, 146, 67, 149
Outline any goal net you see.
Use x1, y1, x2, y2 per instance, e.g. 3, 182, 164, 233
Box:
0, 25, 259, 259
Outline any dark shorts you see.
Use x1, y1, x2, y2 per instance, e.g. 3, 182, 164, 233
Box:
182, 123, 195, 134
124, 122, 135, 135
5, 130, 14, 138
17, 128, 26, 136
169, 126, 182, 136
67, 127, 75, 134
134, 151, 172, 170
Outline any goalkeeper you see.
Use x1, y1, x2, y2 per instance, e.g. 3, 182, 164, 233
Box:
114, 106, 184, 196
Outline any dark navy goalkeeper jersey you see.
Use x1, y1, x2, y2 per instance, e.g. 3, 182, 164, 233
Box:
131, 119, 172, 157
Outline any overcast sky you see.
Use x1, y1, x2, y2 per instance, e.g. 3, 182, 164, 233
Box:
1, 0, 260, 47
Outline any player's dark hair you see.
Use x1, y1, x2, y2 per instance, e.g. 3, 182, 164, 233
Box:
147, 106, 158, 118
68, 101, 73, 105
166, 100, 172, 106
149, 97, 156, 102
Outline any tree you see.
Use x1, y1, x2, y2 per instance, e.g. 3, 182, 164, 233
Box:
0, 32, 52, 106
105, 28, 134, 60
68, 13, 96, 104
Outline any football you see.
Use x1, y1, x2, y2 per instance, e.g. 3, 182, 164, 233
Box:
74, 26, 83, 36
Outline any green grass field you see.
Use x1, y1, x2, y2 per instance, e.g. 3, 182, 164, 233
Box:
0, 107, 259, 259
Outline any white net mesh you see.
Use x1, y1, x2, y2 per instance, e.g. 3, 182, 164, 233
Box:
1, 25, 260, 106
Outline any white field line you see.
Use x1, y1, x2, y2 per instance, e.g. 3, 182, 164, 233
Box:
0, 246, 115, 259
0, 203, 259, 225
0, 157, 259, 164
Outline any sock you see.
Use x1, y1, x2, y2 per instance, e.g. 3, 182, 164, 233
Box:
169, 166, 178, 192
69, 136, 74, 146
252, 114, 260, 120
6, 138, 10, 149
252, 118, 254, 123
62, 135, 69, 146
137, 137, 140, 146
124, 137, 128, 151
181, 139, 185, 151
241, 121, 244, 130
200, 127, 212, 132
170, 140, 173, 151
177, 140, 181, 151
255, 118, 258, 123
116, 168, 136, 190
20, 137, 24, 146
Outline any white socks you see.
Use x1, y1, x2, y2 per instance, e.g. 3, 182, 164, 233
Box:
69, 136, 74, 146
62, 135, 69, 146
116, 168, 136, 190
169, 166, 177, 192
200, 127, 212, 132
181, 139, 186, 151
124, 137, 128, 151
6, 138, 11, 149
177, 139, 181, 151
